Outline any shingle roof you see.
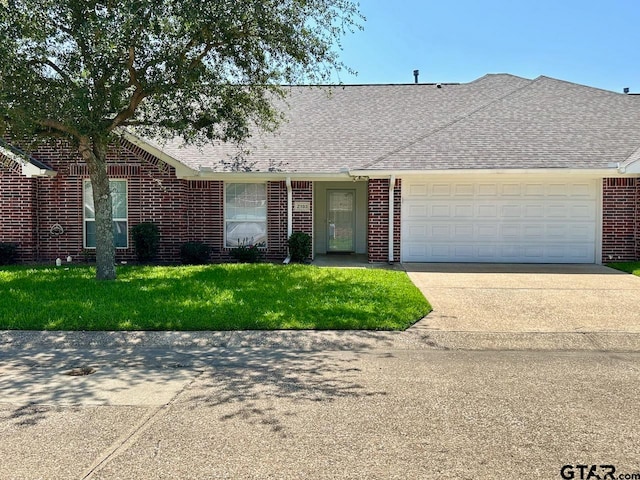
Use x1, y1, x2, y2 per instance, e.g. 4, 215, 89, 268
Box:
369, 76, 640, 171
139, 74, 640, 174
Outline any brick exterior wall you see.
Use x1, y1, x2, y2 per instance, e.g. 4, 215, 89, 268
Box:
266, 180, 313, 261
367, 178, 401, 263
602, 177, 640, 262
2, 138, 316, 264
5, 138, 639, 266
0, 154, 37, 261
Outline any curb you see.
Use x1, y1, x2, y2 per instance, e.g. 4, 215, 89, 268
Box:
2, 329, 640, 352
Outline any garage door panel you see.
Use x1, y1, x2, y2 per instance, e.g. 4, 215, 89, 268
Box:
571, 183, 594, 196
402, 177, 598, 263
478, 184, 498, 196
454, 204, 473, 217
477, 204, 497, 217
430, 204, 450, 217
524, 184, 544, 196
523, 205, 544, 218
455, 184, 474, 196
406, 204, 427, 217
431, 184, 451, 196
477, 224, 498, 239
501, 183, 521, 195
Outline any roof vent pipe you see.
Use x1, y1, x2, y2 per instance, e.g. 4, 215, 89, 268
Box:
413, 70, 419, 84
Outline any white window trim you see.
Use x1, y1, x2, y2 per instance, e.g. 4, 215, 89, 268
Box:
83, 179, 129, 249
224, 182, 268, 248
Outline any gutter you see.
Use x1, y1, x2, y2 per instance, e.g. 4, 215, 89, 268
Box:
388, 175, 395, 264
283, 177, 293, 264
0, 141, 57, 178
349, 168, 625, 178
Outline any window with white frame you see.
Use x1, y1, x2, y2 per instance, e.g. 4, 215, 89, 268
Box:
225, 183, 267, 247
83, 180, 128, 248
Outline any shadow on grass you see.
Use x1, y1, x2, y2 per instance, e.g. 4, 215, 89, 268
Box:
0, 264, 431, 331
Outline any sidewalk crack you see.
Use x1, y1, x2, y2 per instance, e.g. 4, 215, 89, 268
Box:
79, 370, 203, 479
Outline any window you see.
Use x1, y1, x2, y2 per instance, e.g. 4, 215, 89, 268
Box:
83, 180, 128, 248
225, 183, 267, 247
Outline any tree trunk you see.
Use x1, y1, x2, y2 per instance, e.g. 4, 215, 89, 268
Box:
79, 137, 116, 280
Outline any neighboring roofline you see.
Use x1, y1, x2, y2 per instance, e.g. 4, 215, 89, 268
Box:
349, 167, 630, 178
121, 130, 198, 178
0, 139, 57, 178
535, 75, 637, 96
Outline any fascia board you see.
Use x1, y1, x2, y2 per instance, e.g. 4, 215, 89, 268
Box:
121, 131, 198, 179
0, 145, 57, 178
349, 168, 626, 178
183, 171, 355, 182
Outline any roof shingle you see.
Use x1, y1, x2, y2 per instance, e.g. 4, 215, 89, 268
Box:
139, 74, 640, 174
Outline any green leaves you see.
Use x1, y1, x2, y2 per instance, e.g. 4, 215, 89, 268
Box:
0, 0, 363, 144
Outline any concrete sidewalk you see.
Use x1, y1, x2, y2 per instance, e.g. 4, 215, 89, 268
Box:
1, 343, 639, 479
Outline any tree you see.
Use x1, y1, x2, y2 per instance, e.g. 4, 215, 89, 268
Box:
0, 0, 362, 279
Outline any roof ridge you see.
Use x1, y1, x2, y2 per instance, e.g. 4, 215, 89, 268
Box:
468, 73, 531, 84
535, 75, 629, 96
359, 76, 540, 170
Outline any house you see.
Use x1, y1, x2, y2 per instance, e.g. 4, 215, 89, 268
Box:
1, 74, 639, 265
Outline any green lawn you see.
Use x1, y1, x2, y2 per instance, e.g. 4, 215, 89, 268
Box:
0, 264, 431, 331
607, 262, 640, 276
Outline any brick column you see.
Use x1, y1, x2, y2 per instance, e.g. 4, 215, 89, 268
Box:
367, 178, 401, 263
267, 180, 313, 261
602, 178, 639, 262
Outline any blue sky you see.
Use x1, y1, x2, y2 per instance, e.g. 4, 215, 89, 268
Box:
333, 0, 640, 92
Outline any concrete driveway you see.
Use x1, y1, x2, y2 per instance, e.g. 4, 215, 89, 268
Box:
405, 264, 640, 333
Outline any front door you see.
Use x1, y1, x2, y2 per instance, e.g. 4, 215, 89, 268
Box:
327, 190, 355, 252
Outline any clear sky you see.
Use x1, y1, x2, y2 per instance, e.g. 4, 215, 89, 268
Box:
333, 0, 640, 93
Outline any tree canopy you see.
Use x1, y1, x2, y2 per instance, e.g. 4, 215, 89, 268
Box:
0, 0, 362, 279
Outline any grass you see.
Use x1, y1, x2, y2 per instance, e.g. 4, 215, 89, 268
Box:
607, 262, 640, 276
0, 264, 431, 331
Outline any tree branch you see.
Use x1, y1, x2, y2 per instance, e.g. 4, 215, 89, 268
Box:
27, 58, 73, 84
36, 118, 82, 140
107, 87, 147, 132
127, 46, 142, 89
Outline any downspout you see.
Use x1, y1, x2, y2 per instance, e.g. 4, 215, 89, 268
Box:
388, 175, 395, 264
283, 177, 292, 264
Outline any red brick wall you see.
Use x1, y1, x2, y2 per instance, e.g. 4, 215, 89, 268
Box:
602, 177, 639, 262
21, 138, 188, 263
367, 178, 401, 263
266, 180, 313, 261
4, 139, 318, 265
185, 180, 224, 262
0, 154, 37, 261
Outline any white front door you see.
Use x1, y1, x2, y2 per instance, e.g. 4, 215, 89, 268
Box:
327, 190, 356, 252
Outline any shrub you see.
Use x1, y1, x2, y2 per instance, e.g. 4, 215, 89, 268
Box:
230, 241, 264, 263
287, 232, 311, 263
180, 241, 210, 265
132, 222, 160, 262
0, 242, 18, 265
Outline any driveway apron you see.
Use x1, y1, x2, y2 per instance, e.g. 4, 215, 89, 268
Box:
405, 264, 640, 333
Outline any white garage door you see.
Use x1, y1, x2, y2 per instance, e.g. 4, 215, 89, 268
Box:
402, 177, 598, 263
